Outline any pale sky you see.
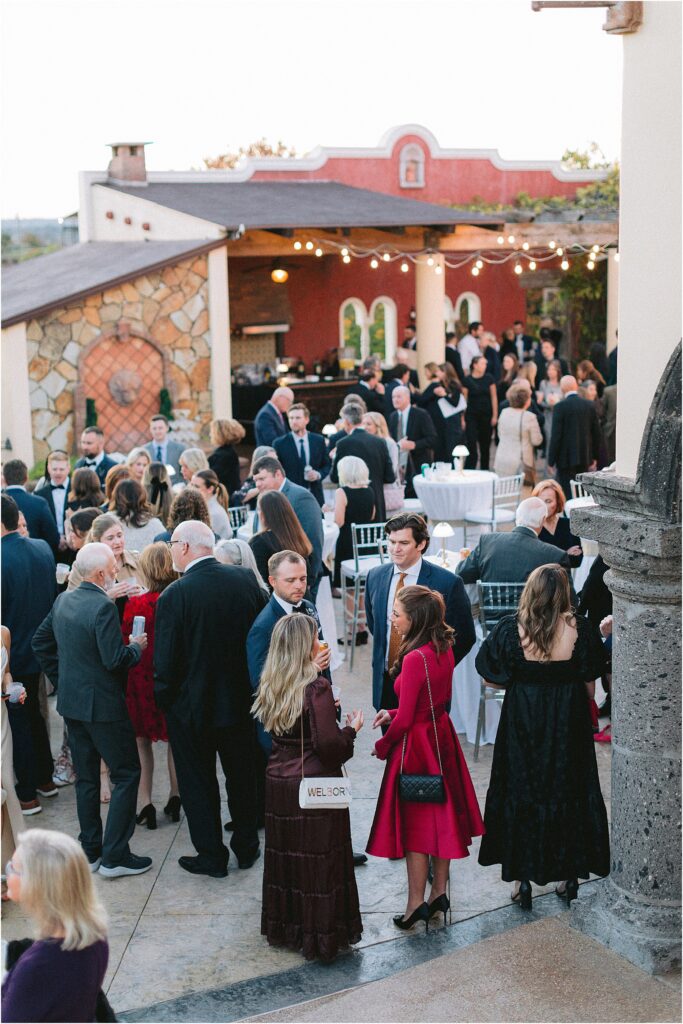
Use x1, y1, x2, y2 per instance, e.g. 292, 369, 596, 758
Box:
1, 0, 623, 218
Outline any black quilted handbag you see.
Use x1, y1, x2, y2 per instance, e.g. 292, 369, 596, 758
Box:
398, 649, 446, 804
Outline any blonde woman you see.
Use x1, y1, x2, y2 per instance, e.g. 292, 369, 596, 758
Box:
476, 564, 609, 909
175, 447, 209, 493
208, 418, 246, 496
362, 411, 404, 513
2, 829, 109, 1022
214, 538, 269, 593
126, 446, 152, 483
253, 613, 364, 962
332, 455, 375, 591
190, 469, 233, 539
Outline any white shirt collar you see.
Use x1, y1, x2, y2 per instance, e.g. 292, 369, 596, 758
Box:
273, 594, 303, 614
564, 390, 579, 397
393, 557, 422, 579
83, 451, 104, 467
184, 555, 214, 572
4, 485, 26, 492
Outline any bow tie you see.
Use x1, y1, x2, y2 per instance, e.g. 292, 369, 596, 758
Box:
84, 460, 97, 467
291, 602, 307, 613
50, 484, 65, 490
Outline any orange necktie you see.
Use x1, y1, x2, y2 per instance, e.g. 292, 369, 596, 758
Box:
387, 572, 407, 669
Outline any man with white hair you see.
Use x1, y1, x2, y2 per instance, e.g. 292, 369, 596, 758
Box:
32, 542, 150, 877
154, 519, 267, 878
548, 375, 601, 499
254, 386, 295, 448
388, 385, 437, 497
329, 402, 395, 520
457, 497, 572, 585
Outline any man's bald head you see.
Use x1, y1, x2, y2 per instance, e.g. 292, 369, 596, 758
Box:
171, 519, 215, 573
75, 542, 117, 588
560, 375, 578, 394
271, 387, 295, 414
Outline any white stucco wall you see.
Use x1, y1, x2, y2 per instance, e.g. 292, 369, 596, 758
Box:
1, 323, 34, 467
88, 184, 223, 242
616, 1, 682, 478
208, 247, 232, 418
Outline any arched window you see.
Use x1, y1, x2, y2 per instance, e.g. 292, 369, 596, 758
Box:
454, 291, 482, 333
399, 144, 425, 189
339, 298, 368, 359
368, 296, 397, 365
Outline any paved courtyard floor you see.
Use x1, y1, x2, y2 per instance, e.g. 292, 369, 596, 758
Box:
2, 611, 631, 1022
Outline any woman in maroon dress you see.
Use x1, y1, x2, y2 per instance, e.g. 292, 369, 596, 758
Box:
252, 614, 364, 962
367, 585, 484, 930
121, 542, 181, 830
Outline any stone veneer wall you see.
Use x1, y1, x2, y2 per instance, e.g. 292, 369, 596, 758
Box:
26, 255, 210, 462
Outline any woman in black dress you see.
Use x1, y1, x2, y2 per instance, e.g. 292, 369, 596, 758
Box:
532, 479, 583, 568
476, 564, 609, 909
249, 490, 314, 594
417, 362, 466, 461
208, 418, 246, 497
332, 455, 375, 589
462, 355, 498, 470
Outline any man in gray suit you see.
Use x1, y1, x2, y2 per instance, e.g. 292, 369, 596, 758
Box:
251, 455, 324, 598
145, 414, 185, 477
32, 543, 151, 878
457, 497, 573, 585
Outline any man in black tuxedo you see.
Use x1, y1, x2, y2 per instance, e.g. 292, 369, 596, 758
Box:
389, 386, 437, 498
534, 333, 570, 383
32, 542, 150, 876
273, 403, 331, 507
548, 376, 601, 499
73, 427, 116, 488
402, 324, 418, 351
444, 333, 465, 384
329, 403, 395, 522
511, 319, 538, 365
34, 450, 70, 553
154, 520, 267, 877
2, 495, 58, 813
457, 497, 574, 592
2, 459, 59, 555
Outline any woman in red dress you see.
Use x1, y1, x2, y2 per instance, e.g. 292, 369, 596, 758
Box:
121, 542, 181, 830
367, 585, 484, 930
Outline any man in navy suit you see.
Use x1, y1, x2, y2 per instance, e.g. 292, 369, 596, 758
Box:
1, 494, 58, 812
365, 512, 475, 713
251, 455, 324, 598
73, 427, 117, 488
2, 459, 59, 555
254, 386, 294, 448
273, 403, 331, 507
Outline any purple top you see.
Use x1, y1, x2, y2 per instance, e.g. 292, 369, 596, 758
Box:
2, 938, 108, 1022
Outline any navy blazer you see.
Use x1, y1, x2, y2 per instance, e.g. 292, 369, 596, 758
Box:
2, 532, 57, 676
273, 432, 331, 507
3, 487, 59, 555
364, 559, 476, 710
254, 402, 288, 448
73, 455, 117, 488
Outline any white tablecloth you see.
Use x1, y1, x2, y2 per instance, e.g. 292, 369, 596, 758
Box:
566, 495, 599, 592
413, 470, 497, 553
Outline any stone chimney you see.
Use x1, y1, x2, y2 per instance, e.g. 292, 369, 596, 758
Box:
107, 142, 149, 184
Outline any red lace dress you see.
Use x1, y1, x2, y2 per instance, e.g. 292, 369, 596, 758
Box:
121, 592, 168, 742
367, 642, 484, 859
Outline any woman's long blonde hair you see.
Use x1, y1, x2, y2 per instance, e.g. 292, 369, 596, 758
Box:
16, 829, 108, 951
517, 564, 574, 661
252, 614, 318, 735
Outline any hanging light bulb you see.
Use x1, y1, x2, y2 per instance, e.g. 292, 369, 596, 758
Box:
522, 241, 529, 251
497, 235, 504, 245
614, 251, 620, 262
507, 234, 515, 244
514, 263, 523, 275
342, 254, 351, 264
293, 240, 302, 251
400, 261, 410, 273
305, 241, 314, 251
556, 247, 564, 257
549, 240, 556, 249
475, 258, 483, 269
370, 258, 379, 269
315, 247, 323, 257
471, 266, 480, 277
587, 260, 595, 270
529, 260, 537, 271
592, 244, 600, 253
271, 263, 289, 284
427, 256, 434, 267
435, 264, 443, 275
561, 258, 569, 271
382, 252, 391, 262
341, 247, 349, 257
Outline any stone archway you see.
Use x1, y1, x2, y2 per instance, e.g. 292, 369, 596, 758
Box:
570, 341, 682, 974
75, 321, 173, 452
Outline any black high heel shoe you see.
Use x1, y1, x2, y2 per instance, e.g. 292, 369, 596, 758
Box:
428, 893, 451, 925
164, 796, 181, 822
393, 902, 430, 932
517, 880, 532, 910
136, 804, 157, 830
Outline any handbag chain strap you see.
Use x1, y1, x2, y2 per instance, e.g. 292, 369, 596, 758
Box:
399, 649, 444, 775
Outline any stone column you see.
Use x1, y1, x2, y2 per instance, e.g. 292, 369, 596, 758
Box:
415, 253, 445, 388
606, 249, 619, 354
207, 245, 232, 418
569, 344, 681, 974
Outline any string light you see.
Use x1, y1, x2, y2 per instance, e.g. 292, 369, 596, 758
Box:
427, 256, 434, 266
522, 242, 530, 251
587, 260, 595, 270
507, 235, 515, 244
549, 240, 556, 249
382, 253, 391, 262
305, 241, 314, 251
529, 260, 537, 271
614, 252, 620, 262
435, 265, 443, 275
342, 254, 351, 264
514, 263, 523, 275
400, 261, 409, 273
497, 235, 504, 244
475, 259, 483, 269
341, 247, 349, 257
592, 244, 600, 253
293, 240, 302, 251
315, 247, 323, 257
556, 247, 564, 256
471, 266, 480, 276
561, 258, 570, 271
370, 257, 379, 269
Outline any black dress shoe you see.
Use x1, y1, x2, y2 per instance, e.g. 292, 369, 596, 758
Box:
353, 851, 368, 866
178, 855, 227, 878
236, 849, 260, 870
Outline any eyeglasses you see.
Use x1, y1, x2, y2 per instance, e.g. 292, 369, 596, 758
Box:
5, 859, 21, 878
168, 540, 184, 547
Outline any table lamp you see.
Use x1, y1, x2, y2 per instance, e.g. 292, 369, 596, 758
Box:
452, 445, 469, 475
322, 424, 337, 438
433, 521, 454, 568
